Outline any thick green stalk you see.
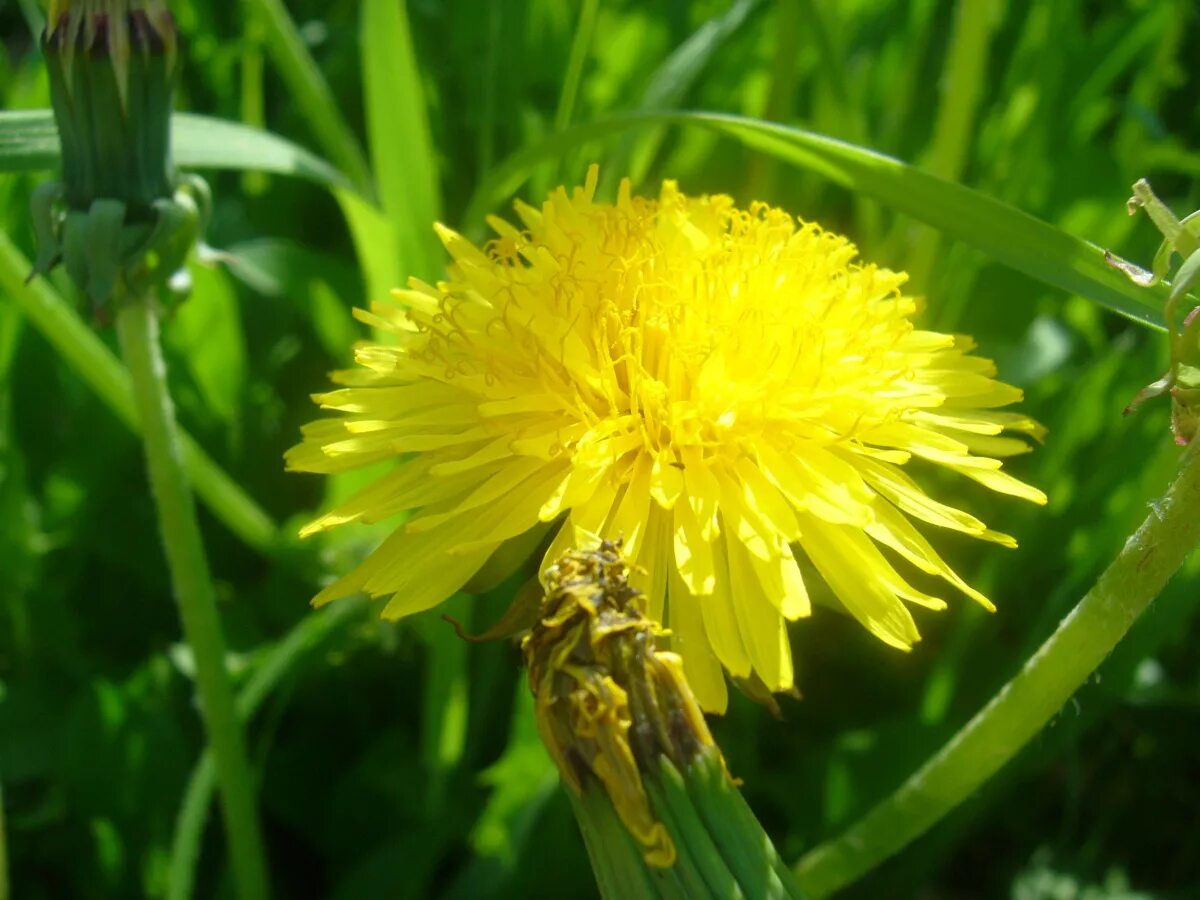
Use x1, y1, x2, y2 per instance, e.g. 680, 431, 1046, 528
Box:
114, 296, 269, 900
793, 446, 1200, 898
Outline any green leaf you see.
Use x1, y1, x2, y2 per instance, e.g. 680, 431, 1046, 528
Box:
0, 110, 350, 190
166, 263, 246, 427
360, 0, 443, 281
335, 188, 405, 320
468, 111, 1168, 330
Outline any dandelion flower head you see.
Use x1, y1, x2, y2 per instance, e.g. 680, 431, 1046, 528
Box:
287, 166, 1046, 712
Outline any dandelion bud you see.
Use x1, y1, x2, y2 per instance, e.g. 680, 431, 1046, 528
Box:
32, 0, 205, 314
524, 541, 804, 898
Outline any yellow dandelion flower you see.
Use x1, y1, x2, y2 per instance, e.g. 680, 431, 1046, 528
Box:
287, 166, 1046, 713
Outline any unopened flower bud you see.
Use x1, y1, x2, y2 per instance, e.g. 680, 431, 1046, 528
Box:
31, 0, 205, 315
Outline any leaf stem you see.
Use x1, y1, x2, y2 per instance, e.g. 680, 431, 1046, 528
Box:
114, 295, 270, 900
793, 446, 1200, 898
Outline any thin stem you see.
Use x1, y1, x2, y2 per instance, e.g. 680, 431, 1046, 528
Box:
114, 296, 270, 900
793, 446, 1200, 898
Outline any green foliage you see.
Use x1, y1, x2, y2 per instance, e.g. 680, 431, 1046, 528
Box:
1, 1, 1199, 898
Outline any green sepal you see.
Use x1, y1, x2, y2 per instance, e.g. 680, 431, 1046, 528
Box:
569, 788, 669, 900
646, 759, 744, 899
28, 181, 65, 279
83, 199, 128, 307
122, 191, 200, 304
60, 210, 91, 296
682, 750, 806, 900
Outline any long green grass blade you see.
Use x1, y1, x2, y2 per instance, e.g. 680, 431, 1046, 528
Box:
468, 111, 1168, 330
603, 0, 763, 191
0, 233, 278, 553
242, 0, 373, 193
0, 110, 349, 189
360, 0, 442, 281
905, 0, 1003, 287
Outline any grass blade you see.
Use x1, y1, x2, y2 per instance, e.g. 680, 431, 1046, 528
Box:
905, 0, 1004, 287
242, 0, 373, 193
468, 111, 1168, 330
0, 233, 278, 553
360, 0, 443, 281
603, 0, 763, 191
168, 596, 369, 900
0, 110, 350, 189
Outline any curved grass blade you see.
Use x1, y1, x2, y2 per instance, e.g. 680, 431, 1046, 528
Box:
0, 233, 279, 553
468, 111, 1168, 330
0, 111, 350, 190
602, 0, 764, 192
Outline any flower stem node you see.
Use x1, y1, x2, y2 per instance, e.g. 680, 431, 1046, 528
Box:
525, 541, 805, 898
1107, 179, 1200, 444
32, 0, 203, 315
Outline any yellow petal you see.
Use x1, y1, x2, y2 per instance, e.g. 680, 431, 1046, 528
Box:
696, 538, 752, 678
757, 443, 875, 527
667, 563, 728, 713
629, 508, 670, 624
865, 501, 994, 611
797, 515, 919, 649
724, 532, 796, 690
606, 454, 654, 557
672, 489, 716, 595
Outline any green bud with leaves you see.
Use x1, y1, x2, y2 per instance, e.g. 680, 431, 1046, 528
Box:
525, 541, 806, 900
31, 0, 207, 315
1107, 179, 1200, 445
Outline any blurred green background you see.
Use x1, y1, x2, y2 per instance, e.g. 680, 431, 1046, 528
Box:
2, 0, 1199, 897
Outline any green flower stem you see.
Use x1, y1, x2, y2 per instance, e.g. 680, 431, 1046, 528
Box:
114, 295, 269, 900
794, 446, 1200, 898
0, 234, 278, 554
